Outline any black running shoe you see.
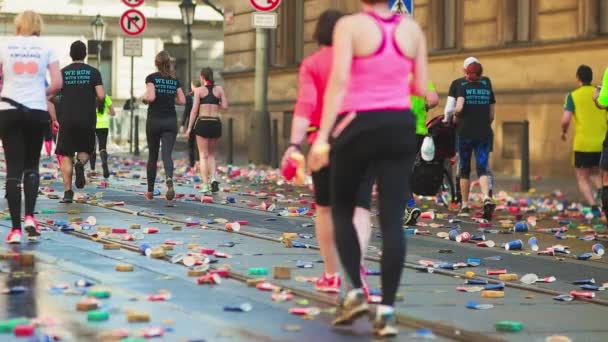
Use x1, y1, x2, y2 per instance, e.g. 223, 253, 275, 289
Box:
211, 180, 220, 193
61, 190, 74, 204
483, 198, 496, 221
102, 162, 110, 179
166, 178, 175, 201
75, 161, 86, 189
404, 207, 421, 226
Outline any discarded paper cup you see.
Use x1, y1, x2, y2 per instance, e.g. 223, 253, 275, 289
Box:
476, 240, 495, 248
448, 229, 459, 241
528, 237, 539, 251
504, 239, 523, 251
513, 221, 529, 233
225, 222, 241, 232
456, 232, 471, 243
520, 273, 539, 285
86, 216, 97, 225
592, 243, 605, 256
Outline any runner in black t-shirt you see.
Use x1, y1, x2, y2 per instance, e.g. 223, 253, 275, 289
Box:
453, 62, 496, 221
141, 51, 186, 201
445, 57, 496, 206
56, 41, 105, 203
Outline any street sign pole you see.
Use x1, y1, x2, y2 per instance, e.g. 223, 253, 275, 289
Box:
250, 27, 271, 164
249, 0, 280, 164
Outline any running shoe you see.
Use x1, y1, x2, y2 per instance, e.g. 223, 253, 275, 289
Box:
44, 140, 53, 156
460, 206, 471, 214
102, 162, 110, 179
482, 198, 496, 221
591, 205, 602, 219
211, 180, 220, 193
74, 161, 86, 189
24, 215, 41, 239
144, 192, 154, 200
60, 190, 74, 204
372, 305, 399, 337
200, 183, 212, 196
332, 289, 369, 326
315, 273, 341, 294
166, 178, 175, 201
5, 229, 22, 244
448, 201, 461, 212
404, 207, 421, 226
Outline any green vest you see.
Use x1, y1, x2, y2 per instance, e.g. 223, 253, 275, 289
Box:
96, 95, 112, 129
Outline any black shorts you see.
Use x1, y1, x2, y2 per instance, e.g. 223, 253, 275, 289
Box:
55, 124, 95, 156
574, 151, 601, 169
193, 116, 222, 138
416, 134, 425, 152
312, 166, 373, 209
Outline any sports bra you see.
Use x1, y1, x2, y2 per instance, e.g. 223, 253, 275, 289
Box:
200, 84, 221, 105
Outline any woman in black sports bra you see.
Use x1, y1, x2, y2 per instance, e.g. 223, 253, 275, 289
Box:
185, 67, 228, 195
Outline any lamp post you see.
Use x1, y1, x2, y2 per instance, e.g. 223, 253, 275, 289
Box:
180, 0, 196, 89
91, 14, 106, 69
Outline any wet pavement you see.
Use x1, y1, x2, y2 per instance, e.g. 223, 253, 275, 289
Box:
0, 153, 606, 341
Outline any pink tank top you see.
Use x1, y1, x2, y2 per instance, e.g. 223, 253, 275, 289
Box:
340, 12, 413, 114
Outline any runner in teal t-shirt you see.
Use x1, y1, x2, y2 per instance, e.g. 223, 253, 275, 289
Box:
405, 81, 439, 226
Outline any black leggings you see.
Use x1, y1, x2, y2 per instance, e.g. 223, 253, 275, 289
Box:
330, 110, 416, 306
146, 117, 177, 192
0, 109, 49, 229
90, 128, 109, 169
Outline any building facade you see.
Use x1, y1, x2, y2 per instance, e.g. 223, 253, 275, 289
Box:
0, 0, 224, 101
222, 0, 608, 178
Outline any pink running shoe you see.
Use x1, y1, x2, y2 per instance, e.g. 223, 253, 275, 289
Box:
24, 215, 41, 239
5, 229, 22, 244
360, 265, 371, 300
314, 273, 341, 294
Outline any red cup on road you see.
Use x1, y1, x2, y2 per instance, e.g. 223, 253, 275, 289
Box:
456, 232, 471, 243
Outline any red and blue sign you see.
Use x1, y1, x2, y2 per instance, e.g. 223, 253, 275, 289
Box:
389, 0, 413, 14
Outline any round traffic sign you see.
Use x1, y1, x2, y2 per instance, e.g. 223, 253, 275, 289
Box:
250, 0, 281, 12
122, 0, 145, 7
120, 9, 147, 36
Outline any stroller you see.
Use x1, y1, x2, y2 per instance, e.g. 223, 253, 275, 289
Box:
410, 115, 457, 205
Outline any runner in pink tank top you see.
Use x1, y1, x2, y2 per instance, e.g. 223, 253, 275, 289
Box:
280, 9, 374, 298
308, 0, 429, 338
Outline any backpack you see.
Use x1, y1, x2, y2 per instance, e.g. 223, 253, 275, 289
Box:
411, 156, 444, 196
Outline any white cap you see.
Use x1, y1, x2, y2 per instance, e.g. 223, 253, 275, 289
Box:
420, 136, 435, 162
464, 57, 480, 69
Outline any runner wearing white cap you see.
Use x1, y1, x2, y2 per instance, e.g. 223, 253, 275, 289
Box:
445, 57, 495, 217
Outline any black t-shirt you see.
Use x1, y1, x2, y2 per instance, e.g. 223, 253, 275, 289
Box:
455, 80, 495, 140
59, 63, 102, 127
448, 76, 493, 98
145, 72, 181, 119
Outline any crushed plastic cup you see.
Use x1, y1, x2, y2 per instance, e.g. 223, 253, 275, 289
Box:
224, 303, 253, 312
513, 221, 529, 233
448, 229, 459, 241
456, 232, 471, 243
466, 301, 494, 310
573, 278, 595, 285
520, 273, 539, 285
570, 291, 595, 299
86, 216, 97, 225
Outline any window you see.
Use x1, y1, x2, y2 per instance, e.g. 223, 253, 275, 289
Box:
442, 0, 458, 49
270, 0, 303, 66
516, 0, 532, 41
427, 0, 462, 51
501, 0, 532, 43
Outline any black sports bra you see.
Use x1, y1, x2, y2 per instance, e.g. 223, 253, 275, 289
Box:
200, 84, 221, 105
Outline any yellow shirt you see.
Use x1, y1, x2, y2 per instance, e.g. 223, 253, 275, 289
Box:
564, 85, 607, 152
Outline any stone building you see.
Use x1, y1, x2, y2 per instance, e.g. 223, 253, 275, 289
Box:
222, 0, 608, 177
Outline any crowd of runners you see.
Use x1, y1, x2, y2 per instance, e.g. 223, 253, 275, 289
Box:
2, 1, 608, 338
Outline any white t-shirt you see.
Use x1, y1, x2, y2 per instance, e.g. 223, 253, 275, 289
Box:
0, 35, 57, 111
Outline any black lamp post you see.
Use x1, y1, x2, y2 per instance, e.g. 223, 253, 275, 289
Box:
180, 0, 196, 88
91, 14, 106, 69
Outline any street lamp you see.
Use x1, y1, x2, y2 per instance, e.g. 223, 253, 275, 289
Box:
91, 14, 106, 69
179, 0, 196, 88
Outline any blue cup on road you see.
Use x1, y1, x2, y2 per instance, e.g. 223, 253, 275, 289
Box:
513, 221, 529, 233
226, 196, 236, 204
528, 237, 539, 251
448, 229, 459, 241
404, 228, 416, 236
139, 243, 152, 256
592, 243, 605, 256
504, 239, 523, 251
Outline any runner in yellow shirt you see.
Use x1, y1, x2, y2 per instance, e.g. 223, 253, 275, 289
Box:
592, 66, 608, 225
91, 95, 115, 178
562, 65, 607, 217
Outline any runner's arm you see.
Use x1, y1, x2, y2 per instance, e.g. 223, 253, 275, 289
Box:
489, 104, 495, 123
219, 86, 229, 110
108, 103, 116, 116
142, 83, 155, 104
175, 87, 186, 106
186, 89, 200, 135
561, 110, 573, 141
425, 88, 439, 111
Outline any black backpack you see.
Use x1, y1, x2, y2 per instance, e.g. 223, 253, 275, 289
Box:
411, 156, 444, 196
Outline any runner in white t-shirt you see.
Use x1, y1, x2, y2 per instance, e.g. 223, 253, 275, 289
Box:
0, 11, 62, 244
